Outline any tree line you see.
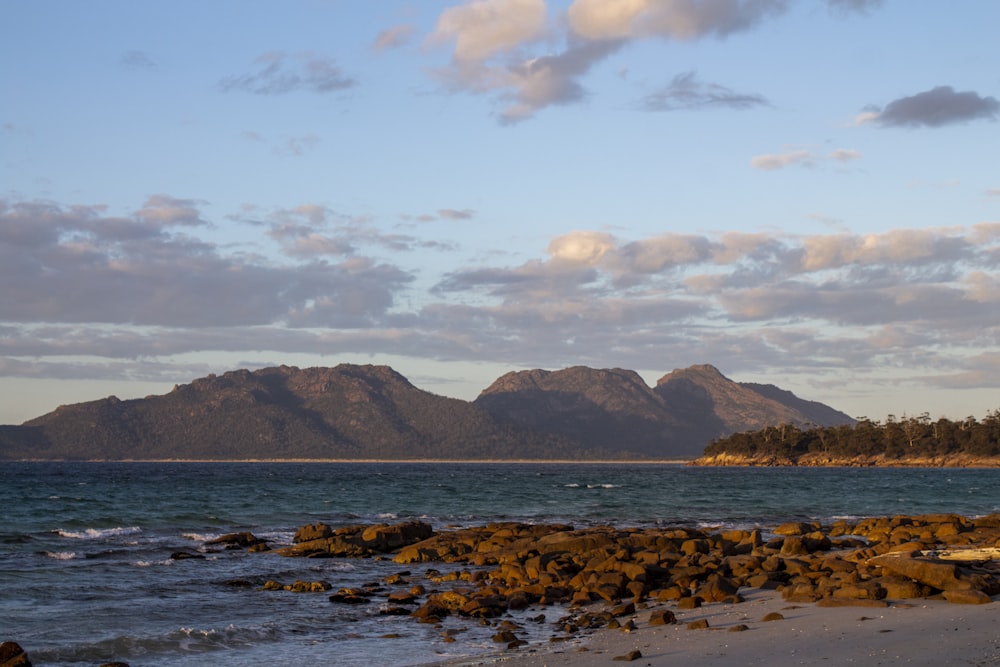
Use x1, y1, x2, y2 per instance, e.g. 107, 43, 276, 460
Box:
701, 409, 1000, 461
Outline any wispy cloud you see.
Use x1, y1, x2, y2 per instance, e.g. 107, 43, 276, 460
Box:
121, 50, 157, 70
641, 71, 769, 112
751, 148, 862, 170
220, 52, 356, 95
373, 24, 416, 52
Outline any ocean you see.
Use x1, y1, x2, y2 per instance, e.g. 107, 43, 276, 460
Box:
2, 462, 998, 666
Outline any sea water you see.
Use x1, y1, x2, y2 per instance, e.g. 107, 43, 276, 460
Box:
1, 462, 998, 666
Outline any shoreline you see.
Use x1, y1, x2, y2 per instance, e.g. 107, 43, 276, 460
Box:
2, 458, 695, 464
6, 457, 1000, 467
426, 589, 1000, 666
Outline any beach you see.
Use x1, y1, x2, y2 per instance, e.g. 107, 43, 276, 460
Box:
432, 589, 999, 667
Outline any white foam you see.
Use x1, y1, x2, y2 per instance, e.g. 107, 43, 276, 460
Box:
56, 526, 142, 540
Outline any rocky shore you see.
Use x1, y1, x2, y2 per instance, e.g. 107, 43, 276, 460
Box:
692, 452, 1000, 467
5, 514, 998, 666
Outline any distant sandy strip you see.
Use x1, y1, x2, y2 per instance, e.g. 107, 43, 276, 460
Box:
430, 589, 999, 667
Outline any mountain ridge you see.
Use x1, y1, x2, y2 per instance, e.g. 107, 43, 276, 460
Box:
0, 363, 854, 460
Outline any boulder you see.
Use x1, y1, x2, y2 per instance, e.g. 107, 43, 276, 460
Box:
869, 553, 973, 592
206, 532, 264, 549
942, 590, 992, 605
0, 642, 31, 667
293, 523, 332, 542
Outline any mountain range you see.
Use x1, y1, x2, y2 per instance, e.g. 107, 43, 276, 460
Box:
0, 363, 854, 460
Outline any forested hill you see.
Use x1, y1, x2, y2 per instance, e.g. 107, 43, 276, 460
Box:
692, 412, 1000, 467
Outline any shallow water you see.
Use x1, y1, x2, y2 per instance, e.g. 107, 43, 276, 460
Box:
1, 462, 998, 665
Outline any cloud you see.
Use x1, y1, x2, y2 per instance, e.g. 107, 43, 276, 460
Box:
567, 0, 789, 41
220, 52, 356, 95
750, 149, 812, 170
437, 208, 476, 220
830, 148, 862, 162
751, 148, 862, 170
373, 24, 415, 52
4, 195, 997, 412
826, 0, 884, 14
422, 0, 886, 123
429, 0, 548, 63
278, 134, 321, 156
641, 70, 768, 111
121, 50, 157, 69
0, 198, 412, 328
861, 86, 999, 128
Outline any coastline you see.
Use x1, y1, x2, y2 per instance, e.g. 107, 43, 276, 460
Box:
6, 456, 1000, 467
427, 589, 1000, 666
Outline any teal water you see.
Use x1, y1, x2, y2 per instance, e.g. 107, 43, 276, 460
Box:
1, 462, 998, 666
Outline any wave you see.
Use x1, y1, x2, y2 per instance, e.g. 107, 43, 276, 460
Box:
30, 623, 284, 664
563, 483, 620, 489
182, 531, 218, 542
133, 558, 175, 567
45, 550, 84, 560
55, 526, 143, 540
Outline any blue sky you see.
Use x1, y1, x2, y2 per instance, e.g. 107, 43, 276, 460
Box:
2, 0, 999, 425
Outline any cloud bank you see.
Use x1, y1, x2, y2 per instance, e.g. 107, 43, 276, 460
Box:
3, 196, 998, 399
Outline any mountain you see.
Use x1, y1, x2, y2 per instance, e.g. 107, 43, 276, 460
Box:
476, 364, 854, 458
0, 365, 584, 461
474, 366, 684, 456
0, 363, 854, 461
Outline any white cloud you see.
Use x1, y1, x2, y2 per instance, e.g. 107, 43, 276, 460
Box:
830, 148, 862, 161
567, 0, 788, 41
547, 230, 617, 264
430, 0, 548, 63
750, 149, 812, 170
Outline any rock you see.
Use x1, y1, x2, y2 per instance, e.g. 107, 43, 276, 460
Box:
831, 582, 886, 600
294, 522, 332, 542
869, 553, 973, 591
329, 589, 370, 604
774, 522, 819, 536
728, 624, 749, 632
170, 551, 205, 560
677, 596, 701, 609
648, 609, 677, 625
206, 532, 263, 549
761, 612, 784, 622
491, 630, 519, 644
361, 521, 434, 551
816, 598, 889, 608
0, 642, 31, 667
613, 649, 643, 661
687, 619, 710, 630
942, 590, 992, 604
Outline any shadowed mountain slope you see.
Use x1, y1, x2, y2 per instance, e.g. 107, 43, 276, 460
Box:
0, 363, 853, 460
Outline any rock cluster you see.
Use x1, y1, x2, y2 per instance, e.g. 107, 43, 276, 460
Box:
273, 512, 1000, 644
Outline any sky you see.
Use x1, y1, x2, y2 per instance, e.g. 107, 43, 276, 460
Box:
1, 0, 999, 426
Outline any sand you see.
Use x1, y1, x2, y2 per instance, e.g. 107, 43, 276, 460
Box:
431, 590, 1000, 667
